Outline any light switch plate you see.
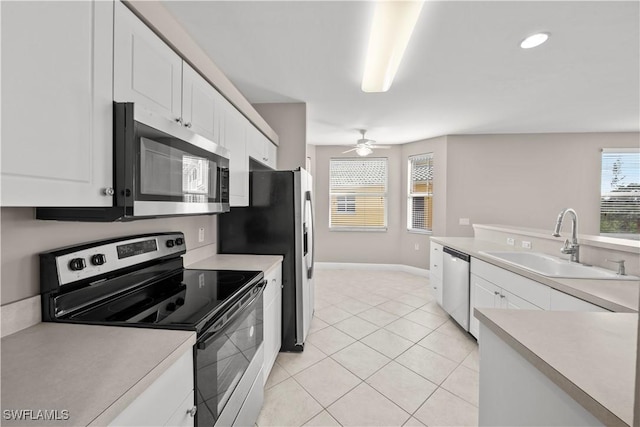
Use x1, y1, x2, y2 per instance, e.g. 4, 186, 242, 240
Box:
198, 228, 205, 242
507, 238, 515, 246
522, 241, 532, 249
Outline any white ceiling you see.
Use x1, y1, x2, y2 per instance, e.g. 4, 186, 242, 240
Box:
162, 1, 639, 145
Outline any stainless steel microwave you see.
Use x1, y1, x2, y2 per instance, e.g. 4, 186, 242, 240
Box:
37, 103, 230, 221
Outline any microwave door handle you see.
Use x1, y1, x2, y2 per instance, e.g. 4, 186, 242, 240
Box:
196, 281, 265, 350
305, 191, 315, 280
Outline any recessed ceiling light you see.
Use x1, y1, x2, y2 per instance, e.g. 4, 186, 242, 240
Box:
361, 1, 424, 93
520, 32, 550, 49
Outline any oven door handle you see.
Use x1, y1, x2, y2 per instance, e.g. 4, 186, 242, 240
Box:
197, 280, 265, 350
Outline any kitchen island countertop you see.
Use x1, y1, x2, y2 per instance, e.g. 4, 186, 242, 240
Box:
0, 323, 195, 426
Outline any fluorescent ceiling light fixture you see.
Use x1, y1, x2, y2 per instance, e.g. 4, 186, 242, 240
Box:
356, 146, 373, 156
361, 1, 424, 93
520, 32, 550, 49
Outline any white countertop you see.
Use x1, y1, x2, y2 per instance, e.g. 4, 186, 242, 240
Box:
186, 253, 283, 274
0, 323, 195, 426
431, 237, 639, 312
475, 309, 637, 427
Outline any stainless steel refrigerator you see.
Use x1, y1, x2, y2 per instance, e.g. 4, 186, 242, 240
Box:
218, 168, 315, 352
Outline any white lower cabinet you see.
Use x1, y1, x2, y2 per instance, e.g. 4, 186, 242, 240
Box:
263, 264, 283, 383
429, 242, 444, 305
469, 258, 610, 340
469, 273, 543, 338
109, 349, 194, 427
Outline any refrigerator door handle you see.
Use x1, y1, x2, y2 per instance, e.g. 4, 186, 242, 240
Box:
305, 190, 315, 279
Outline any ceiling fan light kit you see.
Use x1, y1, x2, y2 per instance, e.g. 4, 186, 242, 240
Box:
356, 146, 373, 156
361, 1, 424, 93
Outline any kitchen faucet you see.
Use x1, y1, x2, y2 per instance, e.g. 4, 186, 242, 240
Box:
552, 208, 580, 263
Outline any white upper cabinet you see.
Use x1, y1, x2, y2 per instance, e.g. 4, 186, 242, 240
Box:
1, 0, 114, 207
182, 63, 223, 143
224, 105, 249, 206
114, 1, 182, 123
247, 125, 278, 169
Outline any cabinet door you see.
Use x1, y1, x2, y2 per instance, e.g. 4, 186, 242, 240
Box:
114, 1, 182, 123
224, 105, 249, 206
265, 140, 278, 169
1, 0, 113, 206
109, 350, 193, 426
430, 242, 443, 279
431, 276, 443, 307
500, 290, 543, 311
469, 274, 500, 339
182, 64, 219, 143
262, 265, 283, 384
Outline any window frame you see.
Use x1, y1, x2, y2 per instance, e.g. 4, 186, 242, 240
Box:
329, 157, 388, 231
600, 148, 640, 239
407, 153, 434, 234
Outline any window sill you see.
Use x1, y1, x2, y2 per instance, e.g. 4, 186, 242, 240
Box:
329, 227, 388, 232
407, 229, 432, 235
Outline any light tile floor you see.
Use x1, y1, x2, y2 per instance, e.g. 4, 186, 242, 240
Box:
257, 269, 479, 427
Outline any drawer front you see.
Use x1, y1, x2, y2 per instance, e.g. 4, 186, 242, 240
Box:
501, 290, 544, 311
471, 259, 550, 310
430, 242, 443, 279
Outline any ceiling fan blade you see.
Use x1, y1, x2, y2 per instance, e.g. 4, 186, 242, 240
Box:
372, 145, 391, 149
342, 148, 358, 153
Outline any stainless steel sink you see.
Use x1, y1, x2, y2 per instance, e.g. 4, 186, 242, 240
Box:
478, 251, 639, 280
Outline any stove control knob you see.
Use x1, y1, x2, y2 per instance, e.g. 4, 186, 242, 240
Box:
175, 238, 184, 246
175, 297, 185, 306
91, 254, 106, 266
166, 240, 175, 248
166, 302, 177, 311
69, 258, 86, 271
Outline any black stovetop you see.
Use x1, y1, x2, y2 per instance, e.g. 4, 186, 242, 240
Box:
61, 269, 263, 332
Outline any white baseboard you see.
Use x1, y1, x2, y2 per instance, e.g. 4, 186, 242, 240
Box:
315, 262, 430, 278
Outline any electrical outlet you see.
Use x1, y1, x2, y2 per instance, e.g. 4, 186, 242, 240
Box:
414, 243, 420, 251
459, 218, 470, 225
522, 241, 532, 249
507, 238, 515, 246
198, 228, 205, 243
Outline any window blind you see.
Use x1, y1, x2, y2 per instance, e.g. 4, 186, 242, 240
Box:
329, 158, 387, 229
407, 153, 433, 232
600, 149, 640, 238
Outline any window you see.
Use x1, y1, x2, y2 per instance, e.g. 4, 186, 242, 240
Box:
407, 153, 433, 232
329, 158, 387, 230
600, 148, 640, 239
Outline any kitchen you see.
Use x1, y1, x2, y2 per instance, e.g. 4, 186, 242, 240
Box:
1, 1, 639, 426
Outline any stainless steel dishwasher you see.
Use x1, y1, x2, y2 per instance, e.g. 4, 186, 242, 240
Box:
442, 246, 471, 331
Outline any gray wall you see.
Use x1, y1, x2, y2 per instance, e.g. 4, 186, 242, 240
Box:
315, 145, 404, 265
313, 132, 639, 270
253, 103, 307, 171
443, 132, 640, 237
0, 208, 218, 305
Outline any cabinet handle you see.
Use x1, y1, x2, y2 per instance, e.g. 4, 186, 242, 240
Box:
271, 278, 276, 283
434, 264, 438, 267
102, 187, 114, 196
187, 406, 197, 417
494, 291, 500, 295
175, 117, 183, 125
185, 122, 192, 128
500, 294, 505, 299
263, 157, 268, 161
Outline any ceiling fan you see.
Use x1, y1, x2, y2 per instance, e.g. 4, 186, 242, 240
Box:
342, 130, 390, 156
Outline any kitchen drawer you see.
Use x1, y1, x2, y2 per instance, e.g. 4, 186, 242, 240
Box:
471, 258, 550, 310
165, 391, 195, 427
430, 242, 443, 279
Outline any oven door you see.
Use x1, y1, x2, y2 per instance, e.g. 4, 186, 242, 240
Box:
195, 282, 264, 427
